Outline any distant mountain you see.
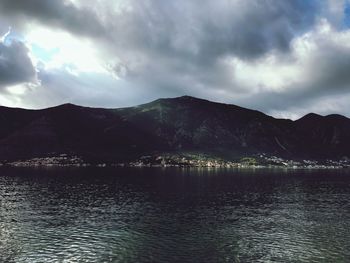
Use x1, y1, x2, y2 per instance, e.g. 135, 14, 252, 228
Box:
0, 96, 349, 162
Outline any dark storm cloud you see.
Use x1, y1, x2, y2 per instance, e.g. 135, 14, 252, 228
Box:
173, 0, 319, 60
0, 0, 106, 38
0, 39, 36, 87
304, 41, 350, 94
94, 0, 321, 100
0, 0, 319, 60
96, 0, 320, 66
233, 27, 350, 116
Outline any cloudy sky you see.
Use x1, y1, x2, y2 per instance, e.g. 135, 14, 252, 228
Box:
1, 0, 350, 119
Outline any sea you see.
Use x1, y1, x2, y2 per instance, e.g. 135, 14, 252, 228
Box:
1, 167, 350, 262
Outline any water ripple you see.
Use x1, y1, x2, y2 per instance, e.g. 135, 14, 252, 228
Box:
1, 168, 350, 262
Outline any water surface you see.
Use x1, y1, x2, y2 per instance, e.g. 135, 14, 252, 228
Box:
1, 167, 350, 262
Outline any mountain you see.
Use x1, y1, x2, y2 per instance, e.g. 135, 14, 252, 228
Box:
0, 96, 349, 163
0, 104, 165, 162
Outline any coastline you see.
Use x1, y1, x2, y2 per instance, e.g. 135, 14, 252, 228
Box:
1, 154, 349, 170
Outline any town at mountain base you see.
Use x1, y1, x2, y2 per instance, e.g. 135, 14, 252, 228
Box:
1, 96, 350, 168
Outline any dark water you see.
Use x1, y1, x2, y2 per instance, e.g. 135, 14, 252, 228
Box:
1, 168, 350, 262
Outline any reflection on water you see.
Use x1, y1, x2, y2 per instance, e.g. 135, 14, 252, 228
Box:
1, 167, 350, 262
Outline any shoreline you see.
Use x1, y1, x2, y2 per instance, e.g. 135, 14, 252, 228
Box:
1, 163, 348, 170
2, 154, 349, 170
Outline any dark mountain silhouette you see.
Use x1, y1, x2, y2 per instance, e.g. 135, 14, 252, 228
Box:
0, 96, 349, 162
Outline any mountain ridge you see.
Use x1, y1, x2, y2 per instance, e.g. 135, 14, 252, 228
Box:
1, 95, 348, 121
0, 95, 349, 163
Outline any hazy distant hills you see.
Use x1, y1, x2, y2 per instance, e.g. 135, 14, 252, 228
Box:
0, 96, 349, 162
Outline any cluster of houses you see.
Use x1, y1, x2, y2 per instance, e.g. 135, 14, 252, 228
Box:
6, 154, 89, 167
128, 154, 350, 169
1, 153, 349, 169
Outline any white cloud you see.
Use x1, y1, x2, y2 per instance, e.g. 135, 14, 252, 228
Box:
326, 0, 346, 25
25, 23, 108, 74
1, 27, 11, 42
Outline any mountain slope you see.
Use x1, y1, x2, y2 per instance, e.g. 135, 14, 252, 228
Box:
117, 96, 300, 158
0, 104, 165, 162
0, 96, 349, 162
295, 113, 350, 158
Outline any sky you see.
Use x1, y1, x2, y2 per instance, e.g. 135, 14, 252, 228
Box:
1, 0, 350, 119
